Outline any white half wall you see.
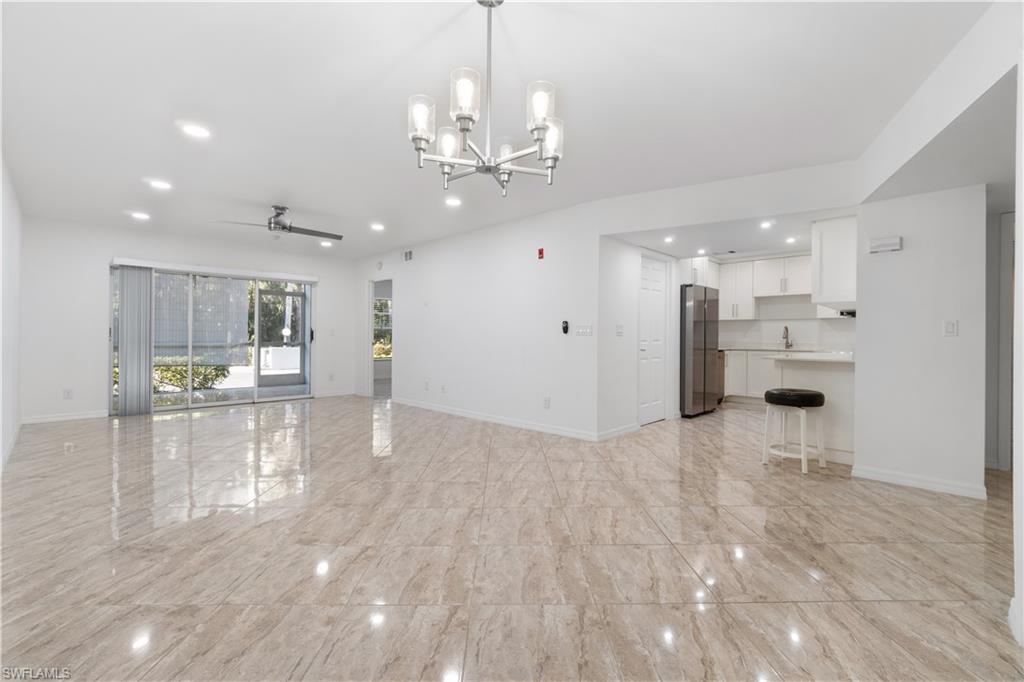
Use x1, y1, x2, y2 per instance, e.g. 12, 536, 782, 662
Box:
854, 184, 988, 499
2, 161, 23, 465
19, 219, 355, 423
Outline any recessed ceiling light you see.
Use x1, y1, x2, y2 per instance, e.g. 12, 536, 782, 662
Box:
128, 211, 150, 221
320, 240, 332, 248
760, 220, 773, 229
697, 248, 706, 255
371, 223, 385, 232
445, 197, 462, 207
786, 237, 796, 244
146, 178, 172, 191
177, 121, 211, 139
664, 236, 674, 243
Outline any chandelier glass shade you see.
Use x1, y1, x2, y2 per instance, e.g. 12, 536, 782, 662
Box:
406, 0, 562, 197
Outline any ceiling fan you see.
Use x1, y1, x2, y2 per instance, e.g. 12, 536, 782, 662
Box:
221, 205, 344, 241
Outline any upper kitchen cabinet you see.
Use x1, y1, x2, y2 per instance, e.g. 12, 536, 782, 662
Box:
680, 256, 716, 288
811, 215, 857, 310
720, 261, 755, 320
752, 255, 810, 296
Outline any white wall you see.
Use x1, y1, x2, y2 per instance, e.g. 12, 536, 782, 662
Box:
854, 184, 988, 498
19, 219, 355, 423
2, 162, 23, 465
352, 213, 601, 440
597, 237, 641, 437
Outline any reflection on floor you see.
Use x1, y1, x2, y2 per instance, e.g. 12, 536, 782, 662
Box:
2, 397, 1019, 680
373, 379, 391, 399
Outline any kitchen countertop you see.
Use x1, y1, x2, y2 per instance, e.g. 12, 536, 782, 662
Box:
763, 350, 855, 364
719, 344, 852, 352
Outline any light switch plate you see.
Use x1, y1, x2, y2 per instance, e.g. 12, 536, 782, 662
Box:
574, 325, 593, 337
943, 320, 959, 337
615, 324, 624, 337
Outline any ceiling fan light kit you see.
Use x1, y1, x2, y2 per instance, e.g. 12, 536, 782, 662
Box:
407, 0, 563, 198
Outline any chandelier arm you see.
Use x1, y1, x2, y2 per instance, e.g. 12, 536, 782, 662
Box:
447, 168, 477, 182
504, 164, 549, 177
422, 154, 479, 168
495, 145, 539, 166
490, 173, 505, 190
465, 139, 488, 164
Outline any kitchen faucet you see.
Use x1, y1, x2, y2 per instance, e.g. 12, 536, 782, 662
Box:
782, 325, 793, 349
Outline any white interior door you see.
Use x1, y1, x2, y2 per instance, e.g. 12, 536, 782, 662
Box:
638, 256, 668, 425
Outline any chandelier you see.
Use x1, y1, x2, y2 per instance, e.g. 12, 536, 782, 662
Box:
407, 0, 563, 197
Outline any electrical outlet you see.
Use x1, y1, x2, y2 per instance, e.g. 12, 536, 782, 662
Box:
615, 324, 624, 337
942, 320, 959, 337
441, 385, 447, 394
424, 380, 430, 392
62, 389, 74, 400
328, 373, 335, 382
543, 396, 551, 410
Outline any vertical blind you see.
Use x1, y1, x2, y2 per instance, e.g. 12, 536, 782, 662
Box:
117, 266, 153, 416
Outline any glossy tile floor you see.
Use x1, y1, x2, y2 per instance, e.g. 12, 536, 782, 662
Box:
2, 396, 1020, 681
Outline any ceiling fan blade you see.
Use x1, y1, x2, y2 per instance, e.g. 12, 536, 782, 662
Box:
218, 220, 267, 228
289, 225, 345, 241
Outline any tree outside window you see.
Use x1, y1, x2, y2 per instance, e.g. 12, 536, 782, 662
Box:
373, 298, 392, 358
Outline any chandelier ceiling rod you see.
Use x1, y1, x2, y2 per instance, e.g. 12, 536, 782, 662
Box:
485, 4, 492, 157
406, 0, 564, 197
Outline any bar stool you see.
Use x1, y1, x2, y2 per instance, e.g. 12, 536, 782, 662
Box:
762, 388, 827, 474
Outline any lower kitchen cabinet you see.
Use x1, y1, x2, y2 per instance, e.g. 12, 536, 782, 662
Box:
724, 350, 748, 397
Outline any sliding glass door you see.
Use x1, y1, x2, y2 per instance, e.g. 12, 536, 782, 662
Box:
110, 267, 312, 414
256, 281, 310, 399
152, 272, 191, 408
191, 276, 255, 405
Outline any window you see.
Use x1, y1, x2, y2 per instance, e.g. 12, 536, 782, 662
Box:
373, 298, 392, 358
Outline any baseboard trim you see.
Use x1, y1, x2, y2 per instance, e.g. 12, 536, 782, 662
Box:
851, 464, 987, 500
596, 423, 640, 441
1010, 598, 1023, 645
20, 410, 109, 425
391, 398, 600, 442
313, 391, 356, 399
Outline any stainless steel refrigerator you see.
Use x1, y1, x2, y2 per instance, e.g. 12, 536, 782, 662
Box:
680, 284, 722, 417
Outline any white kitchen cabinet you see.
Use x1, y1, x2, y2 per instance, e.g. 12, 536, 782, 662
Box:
783, 255, 811, 295
753, 258, 785, 296
680, 256, 713, 287
719, 261, 755, 320
753, 256, 810, 296
811, 215, 857, 310
724, 350, 748, 397
707, 260, 720, 290
746, 351, 783, 398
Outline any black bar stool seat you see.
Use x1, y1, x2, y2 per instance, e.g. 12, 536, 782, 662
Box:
764, 388, 825, 409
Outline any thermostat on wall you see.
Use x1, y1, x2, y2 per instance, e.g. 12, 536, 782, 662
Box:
868, 236, 902, 254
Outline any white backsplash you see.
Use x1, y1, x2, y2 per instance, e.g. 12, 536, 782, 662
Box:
720, 317, 855, 351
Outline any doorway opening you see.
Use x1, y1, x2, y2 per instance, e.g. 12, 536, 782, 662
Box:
372, 279, 393, 399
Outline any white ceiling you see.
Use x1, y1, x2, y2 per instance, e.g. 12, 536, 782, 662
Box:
2, 2, 988, 258
608, 206, 857, 262
868, 68, 1017, 213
